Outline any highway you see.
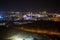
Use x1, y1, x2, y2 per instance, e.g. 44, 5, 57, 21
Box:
10, 20, 60, 35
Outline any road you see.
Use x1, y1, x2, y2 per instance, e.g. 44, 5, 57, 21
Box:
11, 20, 60, 35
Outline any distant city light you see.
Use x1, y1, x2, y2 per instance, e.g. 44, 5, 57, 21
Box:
11, 11, 14, 13
0, 15, 3, 19
0, 11, 4, 19
23, 15, 32, 20
0, 11, 60, 21
15, 12, 20, 14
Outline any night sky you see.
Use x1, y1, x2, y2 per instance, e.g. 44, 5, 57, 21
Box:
0, 0, 60, 12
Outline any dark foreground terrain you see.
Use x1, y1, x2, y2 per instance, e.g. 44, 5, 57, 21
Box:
0, 20, 60, 40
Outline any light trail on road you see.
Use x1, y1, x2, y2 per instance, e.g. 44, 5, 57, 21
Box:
13, 26, 60, 35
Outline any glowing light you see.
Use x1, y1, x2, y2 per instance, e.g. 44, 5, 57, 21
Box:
12, 37, 23, 40
23, 15, 32, 20
7, 35, 23, 40
0, 11, 4, 19
0, 15, 3, 19
23, 15, 27, 18
25, 16, 32, 20
7, 35, 33, 40
15, 12, 20, 14
27, 13, 31, 16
